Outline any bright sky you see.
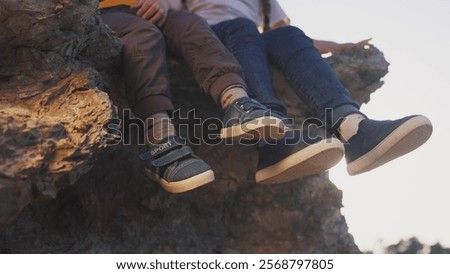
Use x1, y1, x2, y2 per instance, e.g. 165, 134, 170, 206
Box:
278, 0, 450, 253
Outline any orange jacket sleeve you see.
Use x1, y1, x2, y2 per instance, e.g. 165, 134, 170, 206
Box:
99, 0, 136, 9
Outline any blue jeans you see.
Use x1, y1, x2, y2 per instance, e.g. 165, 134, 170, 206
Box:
211, 18, 361, 128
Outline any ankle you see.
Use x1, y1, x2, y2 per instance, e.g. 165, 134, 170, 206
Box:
338, 113, 366, 142
220, 86, 248, 109
145, 112, 176, 147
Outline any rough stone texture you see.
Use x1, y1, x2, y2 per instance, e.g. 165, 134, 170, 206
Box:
328, 47, 389, 104
0, 0, 389, 253
0, 0, 120, 228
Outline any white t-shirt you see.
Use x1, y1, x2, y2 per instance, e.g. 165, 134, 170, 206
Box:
168, 0, 289, 28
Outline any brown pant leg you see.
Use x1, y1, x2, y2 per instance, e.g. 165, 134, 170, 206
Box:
101, 7, 174, 119
161, 10, 247, 104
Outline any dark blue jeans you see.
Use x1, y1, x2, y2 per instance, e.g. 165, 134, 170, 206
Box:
211, 18, 361, 128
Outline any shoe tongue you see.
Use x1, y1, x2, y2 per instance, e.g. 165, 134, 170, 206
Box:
338, 114, 366, 142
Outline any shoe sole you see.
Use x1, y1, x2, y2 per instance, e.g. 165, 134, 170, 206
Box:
347, 115, 433, 176
255, 138, 345, 185
145, 168, 215, 193
220, 116, 287, 142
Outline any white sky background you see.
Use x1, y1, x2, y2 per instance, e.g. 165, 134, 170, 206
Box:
278, 0, 450, 252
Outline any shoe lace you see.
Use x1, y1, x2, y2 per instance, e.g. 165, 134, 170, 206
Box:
237, 98, 264, 112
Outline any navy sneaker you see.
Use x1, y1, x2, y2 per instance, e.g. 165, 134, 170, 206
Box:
344, 115, 433, 175
255, 129, 345, 184
220, 97, 289, 142
139, 136, 215, 193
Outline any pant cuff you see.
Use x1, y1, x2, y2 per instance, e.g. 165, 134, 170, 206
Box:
133, 95, 174, 120
332, 104, 362, 121
209, 72, 247, 104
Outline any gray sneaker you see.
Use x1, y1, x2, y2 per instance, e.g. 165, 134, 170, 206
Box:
139, 136, 215, 193
256, 129, 344, 184
220, 97, 290, 143
343, 115, 433, 175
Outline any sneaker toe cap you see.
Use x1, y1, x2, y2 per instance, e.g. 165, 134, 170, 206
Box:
168, 159, 212, 182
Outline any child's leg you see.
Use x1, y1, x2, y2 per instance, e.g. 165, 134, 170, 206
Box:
101, 7, 174, 121
211, 17, 287, 117
161, 10, 288, 143
264, 25, 432, 175
263, 25, 361, 126
145, 112, 175, 146
101, 8, 214, 193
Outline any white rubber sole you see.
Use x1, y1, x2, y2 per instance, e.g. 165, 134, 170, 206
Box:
145, 168, 215, 193
255, 138, 345, 185
220, 116, 287, 142
347, 115, 433, 176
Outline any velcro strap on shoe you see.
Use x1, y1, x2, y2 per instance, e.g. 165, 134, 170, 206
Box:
151, 146, 194, 168
139, 136, 184, 161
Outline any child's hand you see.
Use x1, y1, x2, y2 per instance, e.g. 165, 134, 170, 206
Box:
131, 0, 168, 27
314, 38, 372, 55
329, 39, 372, 54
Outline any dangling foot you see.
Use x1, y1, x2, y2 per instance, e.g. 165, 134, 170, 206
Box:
220, 97, 290, 143
343, 115, 433, 175
256, 129, 345, 184
139, 136, 215, 193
